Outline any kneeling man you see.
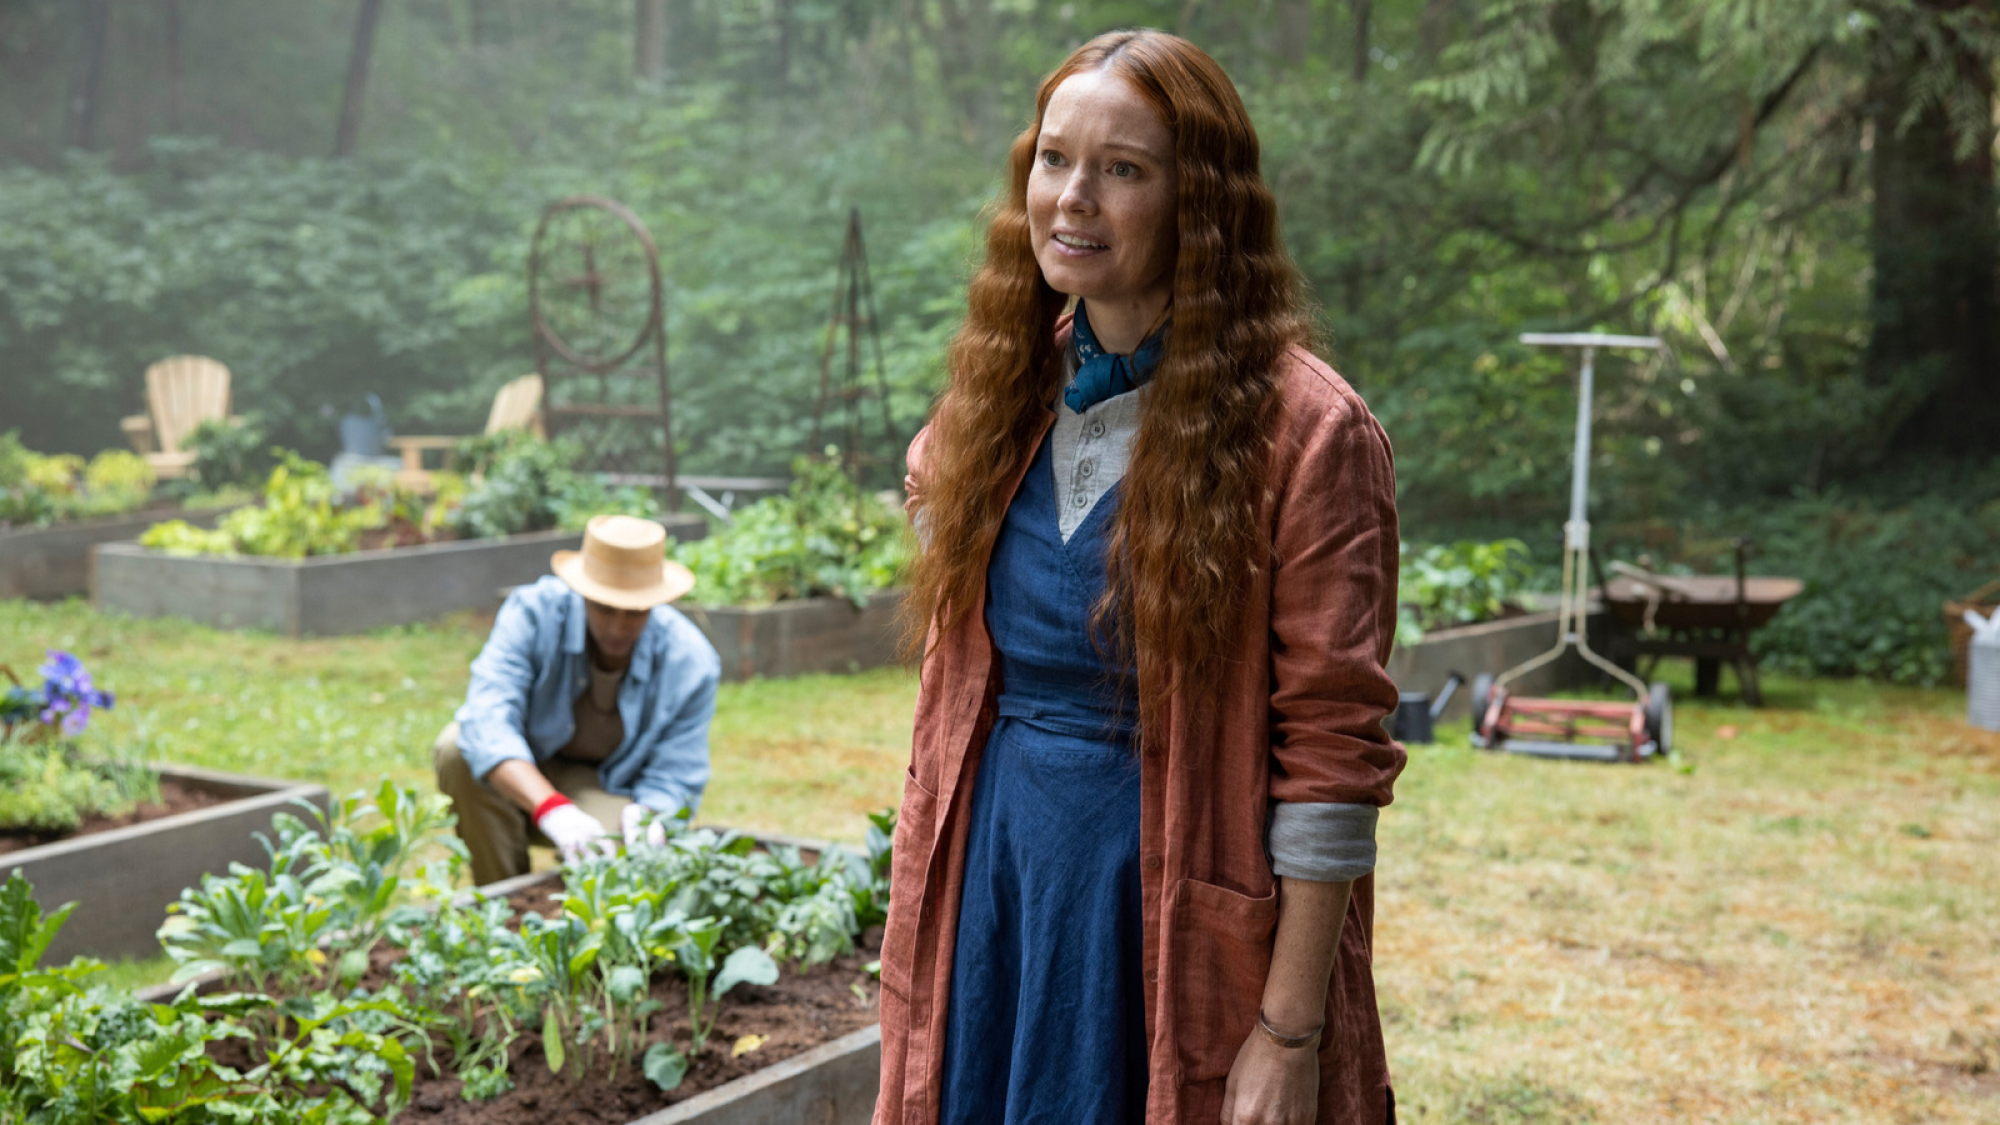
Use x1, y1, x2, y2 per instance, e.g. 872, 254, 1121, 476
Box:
434, 514, 720, 885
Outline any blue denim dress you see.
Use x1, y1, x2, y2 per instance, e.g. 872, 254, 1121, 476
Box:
939, 432, 1149, 1125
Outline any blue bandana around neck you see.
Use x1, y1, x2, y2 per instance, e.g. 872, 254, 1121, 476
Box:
1064, 300, 1170, 414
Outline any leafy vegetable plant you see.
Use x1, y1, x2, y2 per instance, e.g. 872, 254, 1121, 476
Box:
388, 894, 522, 1100
158, 780, 464, 993
0, 432, 156, 529
140, 435, 657, 558
142, 452, 381, 558
179, 415, 272, 495
6, 787, 900, 1117
674, 451, 909, 607
0, 871, 416, 1124
449, 430, 661, 540
1396, 538, 1535, 646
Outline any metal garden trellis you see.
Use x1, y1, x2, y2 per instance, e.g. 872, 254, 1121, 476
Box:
528, 194, 676, 508
809, 208, 900, 489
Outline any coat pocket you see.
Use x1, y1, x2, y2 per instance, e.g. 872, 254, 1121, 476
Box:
1170, 876, 1280, 1083
879, 765, 940, 1004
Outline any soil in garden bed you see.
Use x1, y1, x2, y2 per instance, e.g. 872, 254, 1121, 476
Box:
0, 777, 231, 855
209, 880, 883, 1124
407, 932, 881, 1124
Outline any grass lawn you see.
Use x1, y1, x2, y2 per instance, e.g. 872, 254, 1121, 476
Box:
3, 597, 1996, 1122
0, 597, 916, 845
1382, 680, 2000, 1124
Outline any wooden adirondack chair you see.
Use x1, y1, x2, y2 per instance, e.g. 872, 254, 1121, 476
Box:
388, 373, 546, 491
119, 356, 236, 480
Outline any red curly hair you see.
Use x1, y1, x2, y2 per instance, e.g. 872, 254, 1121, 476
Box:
904, 29, 1315, 703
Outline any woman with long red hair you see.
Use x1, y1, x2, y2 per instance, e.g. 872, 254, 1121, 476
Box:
881, 29, 1404, 1125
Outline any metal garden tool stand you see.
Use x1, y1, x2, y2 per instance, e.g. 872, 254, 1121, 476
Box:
1470, 333, 1674, 762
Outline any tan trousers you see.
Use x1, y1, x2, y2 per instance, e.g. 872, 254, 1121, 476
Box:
432, 721, 632, 887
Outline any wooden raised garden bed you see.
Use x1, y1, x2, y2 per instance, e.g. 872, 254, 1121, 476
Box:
1389, 606, 1610, 723
5, 763, 328, 964
629, 1024, 880, 1125
89, 516, 705, 636
0, 505, 237, 600
140, 835, 883, 1125
684, 588, 904, 683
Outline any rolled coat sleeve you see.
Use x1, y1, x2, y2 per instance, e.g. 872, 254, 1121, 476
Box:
454, 589, 545, 783
1265, 391, 1405, 882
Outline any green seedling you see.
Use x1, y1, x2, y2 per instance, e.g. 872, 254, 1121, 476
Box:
673, 918, 779, 1057
391, 895, 522, 1101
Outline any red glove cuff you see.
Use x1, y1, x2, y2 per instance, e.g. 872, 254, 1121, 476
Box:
532, 793, 574, 824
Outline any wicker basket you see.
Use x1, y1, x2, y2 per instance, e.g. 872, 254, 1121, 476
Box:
1946, 578, 2000, 689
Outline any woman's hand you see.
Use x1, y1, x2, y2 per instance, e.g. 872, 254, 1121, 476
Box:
1227, 875, 1350, 1125
1219, 1031, 1319, 1125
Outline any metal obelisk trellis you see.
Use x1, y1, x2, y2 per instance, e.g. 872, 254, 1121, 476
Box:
810, 208, 899, 487
528, 195, 677, 508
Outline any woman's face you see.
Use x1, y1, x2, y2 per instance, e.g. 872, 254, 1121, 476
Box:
1027, 69, 1177, 327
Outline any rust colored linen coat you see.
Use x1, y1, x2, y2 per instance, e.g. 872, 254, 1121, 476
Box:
880, 330, 1405, 1125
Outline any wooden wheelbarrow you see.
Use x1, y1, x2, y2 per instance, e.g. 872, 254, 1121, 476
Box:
1597, 537, 1803, 706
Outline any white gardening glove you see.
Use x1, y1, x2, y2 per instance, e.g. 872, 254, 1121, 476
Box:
536, 800, 616, 864
621, 803, 671, 851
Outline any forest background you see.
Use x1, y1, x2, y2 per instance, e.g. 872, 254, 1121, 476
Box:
0, 0, 1995, 683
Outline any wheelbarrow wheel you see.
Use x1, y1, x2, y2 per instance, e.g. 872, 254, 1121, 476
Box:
1470, 673, 1497, 749
1644, 682, 1673, 757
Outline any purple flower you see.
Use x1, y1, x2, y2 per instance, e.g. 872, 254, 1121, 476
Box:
32, 650, 112, 738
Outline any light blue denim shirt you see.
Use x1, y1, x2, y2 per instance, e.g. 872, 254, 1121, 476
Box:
454, 575, 720, 815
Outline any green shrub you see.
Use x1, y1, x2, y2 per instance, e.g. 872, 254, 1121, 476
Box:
674, 453, 909, 607
1573, 462, 2000, 687
0, 121, 963, 477
1700, 494, 1998, 686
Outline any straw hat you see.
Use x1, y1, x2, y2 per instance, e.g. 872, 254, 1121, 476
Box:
551, 515, 695, 611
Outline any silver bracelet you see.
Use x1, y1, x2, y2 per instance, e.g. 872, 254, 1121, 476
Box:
1256, 1009, 1324, 1050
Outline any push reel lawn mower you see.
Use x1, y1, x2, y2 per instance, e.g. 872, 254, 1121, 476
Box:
1469, 333, 1674, 763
